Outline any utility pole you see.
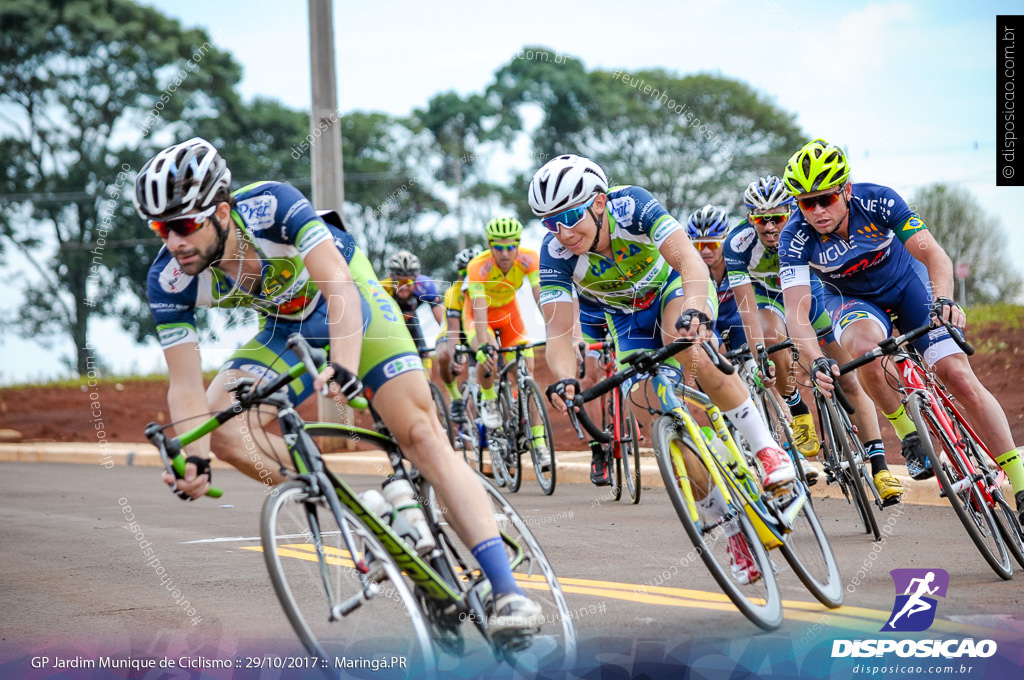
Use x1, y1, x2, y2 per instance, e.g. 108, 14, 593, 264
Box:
308, 0, 352, 447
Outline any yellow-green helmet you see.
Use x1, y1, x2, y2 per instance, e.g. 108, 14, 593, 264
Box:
485, 217, 523, 241
783, 139, 851, 195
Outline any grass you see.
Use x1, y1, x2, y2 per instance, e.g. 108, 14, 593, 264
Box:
1, 369, 219, 391
968, 303, 1024, 329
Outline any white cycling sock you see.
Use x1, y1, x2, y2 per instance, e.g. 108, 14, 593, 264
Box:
695, 486, 740, 536
724, 397, 777, 453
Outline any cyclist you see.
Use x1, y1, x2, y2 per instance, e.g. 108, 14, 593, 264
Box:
379, 250, 445, 354
779, 139, 1024, 523
726, 177, 898, 497
530, 153, 794, 584
686, 205, 747, 352
466, 217, 550, 468
135, 137, 542, 632
438, 245, 482, 422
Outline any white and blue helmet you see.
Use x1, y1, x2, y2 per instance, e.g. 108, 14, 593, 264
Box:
743, 176, 794, 212
686, 205, 729, 240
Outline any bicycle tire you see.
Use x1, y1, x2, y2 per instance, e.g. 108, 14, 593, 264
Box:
777, 495, 844, 608
429, 382, 455, 447
907, 393, 1012, 579
652, 416, 783, 631
823, 396, 881, 540
523, 378, 557, 495
261, 481, 436, 676
455, 383, 482, 468
759, 389, 804, 484
602, 392, 622, 501
497, 382, 521, 492
419, 475, 578, 672
948, 411, 1024, 570
620, 404, 642, 505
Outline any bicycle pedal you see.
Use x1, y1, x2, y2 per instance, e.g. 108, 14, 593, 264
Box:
880, 493, 902, 508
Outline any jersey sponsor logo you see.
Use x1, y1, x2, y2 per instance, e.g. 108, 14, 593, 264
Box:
779, 266, 797, 286
837, 249, 889, 277
157, 326, 191, 346
545, 238, 573, 260
786, 227, 810, 257
296, 224, 331, 253
282, 198, 312, 226
638, 198, 658, 227
236, 194, 278, 231
235, 363, 280, 383
729, 226, 756, 252
539, 289, 563, 304
609, 195, 636, 227
854, 195, 897, 220
650, 217, 679, 243
159, 261, 191, 293
382, 355, 423, 379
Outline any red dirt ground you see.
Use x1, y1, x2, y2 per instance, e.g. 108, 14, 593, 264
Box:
2, 324, 1022, 463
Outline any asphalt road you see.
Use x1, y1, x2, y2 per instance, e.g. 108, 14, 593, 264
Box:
2, 461, 1023, 679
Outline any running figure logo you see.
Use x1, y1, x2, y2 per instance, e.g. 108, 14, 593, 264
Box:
881, 568, 949, 632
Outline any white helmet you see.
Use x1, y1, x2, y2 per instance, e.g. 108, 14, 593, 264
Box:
134, 137, 232, 220
527, 154, 608, 216
387, 250, 421, 277
742, 175, 794, 212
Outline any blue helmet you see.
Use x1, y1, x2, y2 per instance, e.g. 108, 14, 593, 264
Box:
686, 205, 729, 240
743, 176, 794, 212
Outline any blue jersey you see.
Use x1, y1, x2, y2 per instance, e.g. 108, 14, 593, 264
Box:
724, 220, 782, 294
147, 181, 362, 349
381, 274, 442, 318
778, 183, 927, 297
539, 185, 684, 314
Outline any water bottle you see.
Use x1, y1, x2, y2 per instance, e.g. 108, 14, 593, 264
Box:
382, 478, 436, 555
360, 489, 394, 524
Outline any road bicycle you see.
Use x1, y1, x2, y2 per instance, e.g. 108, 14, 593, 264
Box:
488, 340, 557, 495
568, 337, 843, 630
836, 314, 1024, 579
145, 334, 576, 676
572, 335, 642, 503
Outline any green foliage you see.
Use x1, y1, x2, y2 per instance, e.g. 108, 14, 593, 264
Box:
912, 184, 1023, 306
967, 304, 1024, 329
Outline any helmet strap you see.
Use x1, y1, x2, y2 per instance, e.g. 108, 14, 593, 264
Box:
586, 205, 603, 254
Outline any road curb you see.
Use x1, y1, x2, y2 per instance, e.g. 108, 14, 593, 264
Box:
4, 441, 1007, 507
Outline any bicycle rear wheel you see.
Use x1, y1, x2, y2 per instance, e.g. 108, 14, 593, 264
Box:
821, 396, 881, 540
523, 378, 556, 495
907, 393, 1012, 580
602, 392, 622, 501
261, 481, 436, 676
429, 382, 455, 447
653, 416, 783, 631
454, 384, 481, 467
619, 401, 642, 504
420, 475, 578, 673
496, 383, 521, 492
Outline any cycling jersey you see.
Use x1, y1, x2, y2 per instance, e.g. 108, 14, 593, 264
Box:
465, 249, 540, 309
146, 181, 419, 401
539, 185, 684, 313
443, 277, 469, 318
778, 182, 956, 362
712, 267, 746, 350
380, 275, 442, 318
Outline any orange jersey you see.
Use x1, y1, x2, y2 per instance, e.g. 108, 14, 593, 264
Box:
465, 248, 540, 309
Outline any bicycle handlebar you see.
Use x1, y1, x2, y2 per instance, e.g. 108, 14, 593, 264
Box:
836, 314, 974, 376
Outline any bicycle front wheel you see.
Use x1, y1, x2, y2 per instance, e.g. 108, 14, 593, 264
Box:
523, 378, 556, 495
261, 481, 436, 676
454, 384, 481, 467
653, 416, 783, 631
496, 383, 521, 492
420, 475, 578, 673
908, 393, 1012, 579
778, 494, 844, 608
822, 396, 881, 540
618, 396, 642, 504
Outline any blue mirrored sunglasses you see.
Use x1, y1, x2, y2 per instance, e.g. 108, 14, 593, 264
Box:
490, 242, 519, 252
541, 196, 596, 233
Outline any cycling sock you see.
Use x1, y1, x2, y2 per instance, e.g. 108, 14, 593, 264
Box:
724, 397, 777, 452
445, 380, 460, 400
471, 537, 522, 598
884, 404, 918, 440
696, 486, 736, 534
865, 440, 887, 476
530, 424, 545, 444
481, 386, 497, 401
996, 449, 1024, 494
784, 391, 810, 417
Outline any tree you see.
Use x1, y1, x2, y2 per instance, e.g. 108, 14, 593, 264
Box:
0, 0, 243, 374
911, 183, 1023, 305
489, 48, 804, 221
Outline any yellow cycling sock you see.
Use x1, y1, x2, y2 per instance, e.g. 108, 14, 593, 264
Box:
884, 404, 918, 440
531, 424, 545, 443
481, 386, 497, 401
444, 380, 460, 400
996, 449, 1024, 494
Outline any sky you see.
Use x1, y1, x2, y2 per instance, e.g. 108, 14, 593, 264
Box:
1, 0, 1021, 384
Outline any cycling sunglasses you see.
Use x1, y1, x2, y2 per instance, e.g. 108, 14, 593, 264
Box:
748, 212, 790, 227
796, 187, 844, 212
490, 241, 519, 252
540, 196, 596, 234
149, 205, 216, 239
694, 240, 723, 251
